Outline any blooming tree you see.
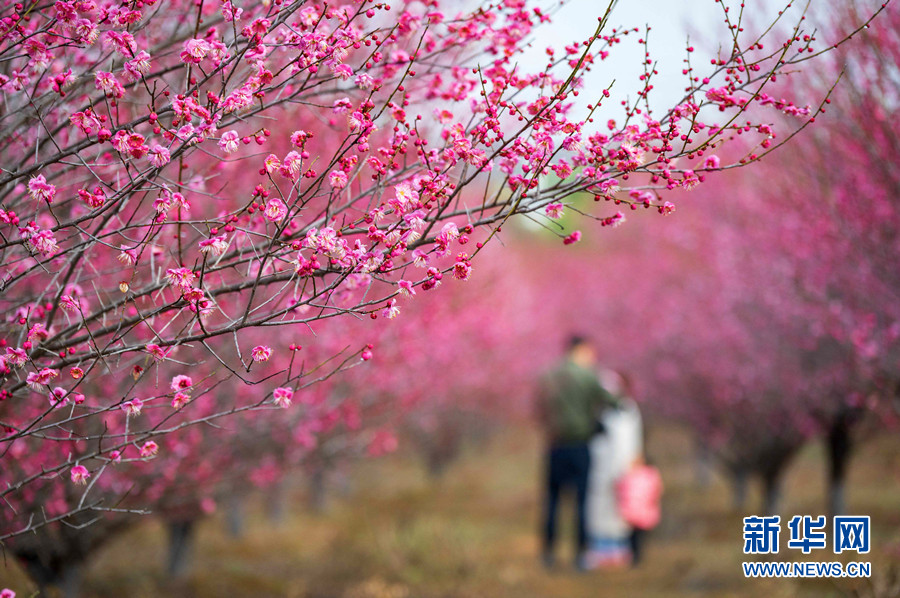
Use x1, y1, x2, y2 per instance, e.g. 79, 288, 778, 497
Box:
510, 0, 900, 513
688, 0, 900, 515
0, 0, 888, 591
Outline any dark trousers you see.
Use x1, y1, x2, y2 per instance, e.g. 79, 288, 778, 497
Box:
630, 527, 645, 566
542, 443, 591, 557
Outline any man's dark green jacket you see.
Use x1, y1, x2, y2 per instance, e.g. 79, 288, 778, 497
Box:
538, 359, 616, 444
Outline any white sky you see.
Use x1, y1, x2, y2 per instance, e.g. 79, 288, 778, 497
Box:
523, 0, 830, 119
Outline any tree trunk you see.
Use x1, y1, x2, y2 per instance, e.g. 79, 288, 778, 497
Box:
426, 449, 451, 479
308, 465, 327, 513
20, 558, 83, 598
226, 492, 246, 538
166, 520, 196, 579
826, 413, 853, 517
694, 441, 713, 488
761, 470, 784, 517
267, 478, 289, 523
731, 468, 749, 511
59, 562, 83, 598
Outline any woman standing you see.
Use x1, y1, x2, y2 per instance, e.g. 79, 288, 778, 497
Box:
584, 370, 644, 568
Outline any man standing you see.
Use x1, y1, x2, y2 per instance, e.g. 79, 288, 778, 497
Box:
537, 335, 616, 571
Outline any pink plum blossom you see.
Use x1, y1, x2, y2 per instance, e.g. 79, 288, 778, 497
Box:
264, 198, 288, 222
70, 465, 90, 485
219, 130, 240, 153
171, 375, 193, 392
251, 345, 272, 362
273, 387, 293, 408
140, 441, 159, 458
27, 175, 56, 203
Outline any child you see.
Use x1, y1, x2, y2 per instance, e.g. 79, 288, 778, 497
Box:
616, 456, 663, 566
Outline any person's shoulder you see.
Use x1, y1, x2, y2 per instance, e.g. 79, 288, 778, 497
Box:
544, 358, 574, 376
562, 360, 594, 378
538, 362, 565, 387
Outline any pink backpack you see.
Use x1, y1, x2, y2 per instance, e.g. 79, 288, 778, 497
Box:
616, 465, 663, 530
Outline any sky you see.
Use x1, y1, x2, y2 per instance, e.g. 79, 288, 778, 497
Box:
523, 0, 830, 119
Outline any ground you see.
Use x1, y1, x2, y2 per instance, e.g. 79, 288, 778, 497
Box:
3, 423, 899, 597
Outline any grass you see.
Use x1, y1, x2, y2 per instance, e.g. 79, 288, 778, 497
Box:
3, 423, 899, 597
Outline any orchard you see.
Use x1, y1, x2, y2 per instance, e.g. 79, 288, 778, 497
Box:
1, 0, 898, 595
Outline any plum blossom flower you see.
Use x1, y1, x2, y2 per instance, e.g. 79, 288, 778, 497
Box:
398, 280, 416, 297
78, 187, 105, 208
103, 30, 136, 56
179, 281, 209, 304
273, 387, 293, 408
705, 86, 736, 105
48, 387, 81, 408
333, 97, 353, 113
218, 130, 240, 153
355, 73, 375, 89
440, 222, 459, 240
412, 249, 429, 268
329, 170, 348, 189
146, 344, 169, 360
26, 229, 59, 257
180, 38, 211, 63
263, 154, 281, 173
1, 588, 16, 598
251, 345, 272, 362
28, 175, 56, 203
171, 375, 193, 392
70, 465, 90, 485
121, 398, 143, 416
171, 392, 190, 410
347, 111, 365, 132
74, 20, 99, 45
598, 178, 620, 196
94, 71, 124, 98
551, 160, 572, 178
140, 441, 159, 458
199, 235, 228, 256
453, 254, 472, 281
48, 387, 69, 409
600, 212, 626, 228
27, 323, 48, 343
165, 267, 196, 289
148, 144, 170, 167
295, 253, 321, 276
545, 202, 564, 219
124, 51, 151, 81
290, 130, 309, 147
563, 230, 582, 245
332, 63, 353, 80
281, 151, 303, 178
6, 347, 28, 367
304, 227, 346, 260
118, 245, 138, 265
264, 198, 287, 222
681, 170, 700, 190
703, 155, 721, 170
394, 182, 419, 210
382, 299, 400, 319
26, 368, 58, 388
112, 130, 149, 159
